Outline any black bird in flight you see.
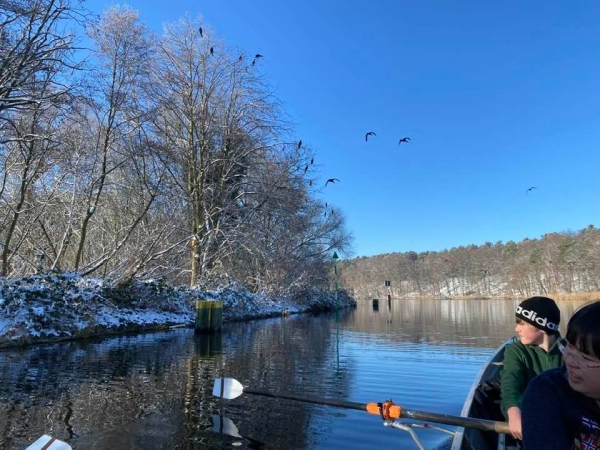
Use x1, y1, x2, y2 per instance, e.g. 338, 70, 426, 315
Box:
398, 137, 411, 144
297, 140, 302, 149
309, 180, 312, 186
365, 131, 377, 142
251, 54, 263, 66
325, 178, 340, 187
198, 27, 203, 37
210, 46, 214, 55
304, 165, 308, 173
238, 54, 243, 62
310, 157, 314, 165
526, 186, 537, 194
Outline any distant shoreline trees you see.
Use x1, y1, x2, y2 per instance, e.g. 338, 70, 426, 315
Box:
339, 226, 600, 299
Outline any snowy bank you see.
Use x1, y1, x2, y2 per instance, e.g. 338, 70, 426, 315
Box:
0, 272, 356, 348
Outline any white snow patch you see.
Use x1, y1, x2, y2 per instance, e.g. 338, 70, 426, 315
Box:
0, 273, 355, 347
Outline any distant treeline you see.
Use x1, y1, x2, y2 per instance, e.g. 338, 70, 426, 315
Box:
339, 226, 600, 299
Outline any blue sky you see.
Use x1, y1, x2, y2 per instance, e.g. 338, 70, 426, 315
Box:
86, 0, 600, 258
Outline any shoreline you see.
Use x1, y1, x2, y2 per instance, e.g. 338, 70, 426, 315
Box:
0, 272, 356, 349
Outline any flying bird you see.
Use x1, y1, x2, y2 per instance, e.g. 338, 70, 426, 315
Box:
238, 54, 243, 62
304, 165, 308, 173
198, 27, 203, 37
325, 178, 340, 187
398, 137, 411, 144
297, 140, 302, 149
309, 180, 312, 186
526, 186, 537, 194
251, 54, 263, 66
210, 46, 214, 55
310, 157, 314, 165
365, 131, 377, 142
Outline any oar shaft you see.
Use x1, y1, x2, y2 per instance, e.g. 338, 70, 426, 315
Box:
399, 409, 510, 434
242, 388, 510, 434
243, 388, 367, 412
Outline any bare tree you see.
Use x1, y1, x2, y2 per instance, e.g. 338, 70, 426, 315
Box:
71, 5, 155, 271
150, 16, 289, 285
0, 0, 85, 115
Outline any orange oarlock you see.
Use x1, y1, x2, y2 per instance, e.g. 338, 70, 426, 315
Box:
366, 400, 402, 420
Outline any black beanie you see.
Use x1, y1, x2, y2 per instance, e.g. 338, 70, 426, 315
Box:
515, 296, 560, 334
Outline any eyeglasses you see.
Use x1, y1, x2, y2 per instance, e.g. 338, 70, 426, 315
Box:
557, 338, 600, 370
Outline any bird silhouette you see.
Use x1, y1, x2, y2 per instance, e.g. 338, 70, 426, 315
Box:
526, 186, 537, 194
255, 54, 264, 59
238, 54, 243, 62
398, 137, 411, 144
309, 180, 312, 186
297, 140, 302, 149
325, 178, 340, 187
210, 46, 214, 55
304, 165, 308, 173
198, 27, 203, 37
310, 157, 314, 165
365, 131, 377, 142
325, 203, 328, 208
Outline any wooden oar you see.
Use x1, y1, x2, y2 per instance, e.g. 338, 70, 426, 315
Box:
213, 377, 510, 434
26, 435, 72, 450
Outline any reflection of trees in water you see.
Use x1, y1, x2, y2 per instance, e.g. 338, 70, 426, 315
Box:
349, 299, 589, 347
184, 312, 355, 449
0, 314, 353, 449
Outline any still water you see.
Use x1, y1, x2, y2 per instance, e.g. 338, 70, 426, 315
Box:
0, 299, 588, 450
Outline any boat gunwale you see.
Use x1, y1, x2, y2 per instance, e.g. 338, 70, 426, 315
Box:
450, 338, 515, 450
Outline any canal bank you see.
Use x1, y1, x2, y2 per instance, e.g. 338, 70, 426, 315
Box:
0, 272, 356, 348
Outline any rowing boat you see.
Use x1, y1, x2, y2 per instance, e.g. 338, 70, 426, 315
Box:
450, 338, 517, 450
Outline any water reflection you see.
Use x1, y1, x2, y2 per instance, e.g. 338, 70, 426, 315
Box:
0, 299, 590, 449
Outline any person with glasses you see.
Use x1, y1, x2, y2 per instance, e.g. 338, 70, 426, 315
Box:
500, 296, 563, 440
522, 301, 600, 449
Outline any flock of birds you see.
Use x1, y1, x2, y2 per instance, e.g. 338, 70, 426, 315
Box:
199, 27, 264, 65
321, 132, 412, 187
295, 135, 411, 189
197, 26, 539, 205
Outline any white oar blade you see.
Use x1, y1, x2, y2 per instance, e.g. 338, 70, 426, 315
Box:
213, 377, 244, 400
212, 414, 243, 438
26, 435, 72, 450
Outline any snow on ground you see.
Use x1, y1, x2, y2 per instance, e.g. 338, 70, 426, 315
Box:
0, 272, 356, 348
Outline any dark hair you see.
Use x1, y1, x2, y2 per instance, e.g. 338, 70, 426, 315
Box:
566, 301, 600, 358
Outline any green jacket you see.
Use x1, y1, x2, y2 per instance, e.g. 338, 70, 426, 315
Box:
500, 339, 564, 419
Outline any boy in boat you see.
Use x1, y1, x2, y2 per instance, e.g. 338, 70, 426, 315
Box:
500, 296, 563, 440
522, 301, 600, 450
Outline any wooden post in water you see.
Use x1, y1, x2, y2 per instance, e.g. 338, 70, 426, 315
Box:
195, 300, 223, 333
